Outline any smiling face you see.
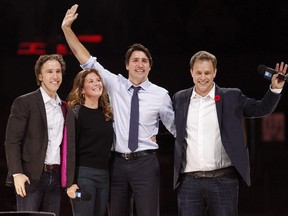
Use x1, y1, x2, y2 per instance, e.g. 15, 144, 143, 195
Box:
126, 50, 151, 85
191, 59, 217, 96
82, 72, 103, 100
38, 59, 63, 98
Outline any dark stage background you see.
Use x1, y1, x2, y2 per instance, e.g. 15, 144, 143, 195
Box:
1, 0, 288, 215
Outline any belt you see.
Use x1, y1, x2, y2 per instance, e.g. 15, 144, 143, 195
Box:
113, 150, 156, 160
43, 164, 61, 172
183, 167, 237, 178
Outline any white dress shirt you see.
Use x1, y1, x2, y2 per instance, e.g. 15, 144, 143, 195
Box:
183, 84, 232, 173
81, 56, 176, 153
40, 87, 64, 165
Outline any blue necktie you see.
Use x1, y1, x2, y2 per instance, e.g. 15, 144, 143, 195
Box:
128, 86, 141, 152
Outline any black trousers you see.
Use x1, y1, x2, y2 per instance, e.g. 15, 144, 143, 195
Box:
109, 153, 159, 216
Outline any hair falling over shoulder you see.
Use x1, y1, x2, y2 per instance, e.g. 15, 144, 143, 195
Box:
67, 69, 113, 121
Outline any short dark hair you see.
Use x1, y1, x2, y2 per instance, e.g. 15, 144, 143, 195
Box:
190, 51, 217, 69
125, 43, 153, 67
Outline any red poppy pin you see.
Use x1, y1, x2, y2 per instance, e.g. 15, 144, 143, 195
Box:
214, 95, 221, 102
62, 101, 71, 107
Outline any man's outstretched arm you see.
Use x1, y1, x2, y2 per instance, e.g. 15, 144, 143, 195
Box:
61, 4, 90, 64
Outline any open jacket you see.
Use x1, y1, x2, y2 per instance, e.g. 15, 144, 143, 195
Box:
172, 85, 281, 189
5, 89, 75, 189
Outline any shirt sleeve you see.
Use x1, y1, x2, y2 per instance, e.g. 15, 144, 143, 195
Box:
80, 56, 118, 90
159, 92, 176, 137
269, 85, 282, 94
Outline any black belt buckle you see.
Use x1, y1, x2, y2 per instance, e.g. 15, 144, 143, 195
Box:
124, 153, 133, 160
115, 150, 156, 160
43, 164, 51, 172
195, 171, 208, 178
43, 164, 60, 172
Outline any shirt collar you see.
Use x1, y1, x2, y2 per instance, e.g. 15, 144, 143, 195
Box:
40, 87, 62, 105
126, 78, 150, 91
191, 83, 216, 100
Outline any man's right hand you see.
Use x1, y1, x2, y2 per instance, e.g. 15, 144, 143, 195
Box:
61, 4, 79, 30
13, 174, 30, 197
61, 4, 91, 65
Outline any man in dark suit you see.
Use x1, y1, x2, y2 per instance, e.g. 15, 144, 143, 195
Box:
4, 54, 75, 216
172, 51, 287, 216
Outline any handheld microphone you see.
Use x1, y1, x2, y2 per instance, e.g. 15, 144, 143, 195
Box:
75, 189, 92, 201
257, 64, 287, 82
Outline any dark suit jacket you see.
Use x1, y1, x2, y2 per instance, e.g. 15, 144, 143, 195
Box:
4, 89, 75, 188
172, 85, 281, 189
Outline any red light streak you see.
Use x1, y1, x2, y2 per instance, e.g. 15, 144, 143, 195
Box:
17, 34, 103, 55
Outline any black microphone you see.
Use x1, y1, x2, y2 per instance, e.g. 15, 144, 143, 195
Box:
257, 64, 287, 81
75, 189, 92, 201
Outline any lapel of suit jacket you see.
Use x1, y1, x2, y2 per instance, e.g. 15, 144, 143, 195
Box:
183, 87, 193, 116
181, 88, 193, 134
215, 85, 223, 129
36, 89, 47, 127
60, 102, 68, 188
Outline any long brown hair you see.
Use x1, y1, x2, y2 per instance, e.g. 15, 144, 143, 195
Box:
68, 69, 112, 121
